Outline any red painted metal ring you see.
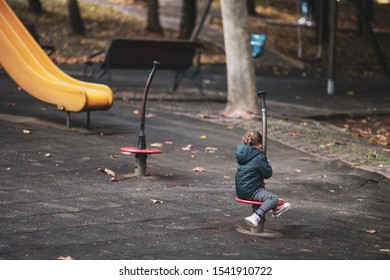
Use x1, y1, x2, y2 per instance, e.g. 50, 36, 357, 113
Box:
235, 197, 284, 206
121, 146, 162, 154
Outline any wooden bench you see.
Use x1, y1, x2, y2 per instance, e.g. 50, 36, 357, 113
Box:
83, 38, 203, 92
235, 197, 284, 233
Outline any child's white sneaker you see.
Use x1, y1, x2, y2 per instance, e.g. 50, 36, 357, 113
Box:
297, 16, 307, 25
272, 202, 291, 218
245, 213, 261, 228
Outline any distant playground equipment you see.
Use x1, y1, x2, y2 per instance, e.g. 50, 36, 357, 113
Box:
296, 0, 324, 62
250, 33, 267, 58
0, 0, 113, 128
235, 91, 284, 234
293, 0, 388, 94
121, 61, 162, 177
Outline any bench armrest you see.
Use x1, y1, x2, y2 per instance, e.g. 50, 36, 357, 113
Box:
85, 50, 105, 65
83, 50, 106, 80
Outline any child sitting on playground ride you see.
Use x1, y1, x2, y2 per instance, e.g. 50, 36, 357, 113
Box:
235, 130, 291, 228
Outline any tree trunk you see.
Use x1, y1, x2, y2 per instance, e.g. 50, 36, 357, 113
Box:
28, 0, 43, 14
246, 0, 258, 16
177, 0, 197, 39
320, 0, 329, 44
146, 0, 163, 34
67, 0, 85, 35
357, 0, 373, 35
220, 0, 258, 119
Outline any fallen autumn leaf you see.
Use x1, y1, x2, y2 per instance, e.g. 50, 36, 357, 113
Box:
97, 168, 116, 177
205, 147, 218, 153
193, 167, 206, 172
181, 144, 192, 151
57, 256, 74, 260
145, 113, 156, 118
225, 124, 234, 130
150, 143, 163, 148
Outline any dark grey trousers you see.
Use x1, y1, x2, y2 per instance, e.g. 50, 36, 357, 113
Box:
252, 188, 279, 218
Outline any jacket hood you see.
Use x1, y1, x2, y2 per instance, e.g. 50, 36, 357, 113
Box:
236, 144, 262, 165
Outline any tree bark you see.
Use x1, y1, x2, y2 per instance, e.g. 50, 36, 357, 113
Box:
177, 0, 197, 39
28, 0, 43, 14
146, 0, 163, 34
220, 0, 258, 118
67, 0, 85, 35
320, 0, 329, 44
246, 0, 258, 16
357, 0, 373, 35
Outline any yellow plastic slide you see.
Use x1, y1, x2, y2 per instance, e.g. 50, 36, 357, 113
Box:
0, 0, 113, 112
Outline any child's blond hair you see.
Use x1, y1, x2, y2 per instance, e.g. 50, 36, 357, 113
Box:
242, 130, 262, 146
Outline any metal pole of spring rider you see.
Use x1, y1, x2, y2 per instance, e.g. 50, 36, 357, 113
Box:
251, 90, 268, 233
257, 91, 267, 155
135, 61, 160, 176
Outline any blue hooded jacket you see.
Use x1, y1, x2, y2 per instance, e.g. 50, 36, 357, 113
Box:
235, 144, 272, 199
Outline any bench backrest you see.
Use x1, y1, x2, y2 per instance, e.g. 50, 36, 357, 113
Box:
102, 39, 202, 70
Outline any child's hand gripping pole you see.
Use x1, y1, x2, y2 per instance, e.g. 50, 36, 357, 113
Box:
257, 91, 267, 155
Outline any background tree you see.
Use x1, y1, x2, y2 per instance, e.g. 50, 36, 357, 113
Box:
246, 0, 258, 16
28, 0, 43, 14
177, 0, 197, 39
358, 0, 373, 35
220, 0, 258, 118
146, 0, 163, 34
67, 0, 85, 35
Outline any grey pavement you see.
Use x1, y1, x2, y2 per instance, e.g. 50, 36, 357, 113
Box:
0, 66, 389, 259
0, 0, 389, 260
64, 63, 390, 178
